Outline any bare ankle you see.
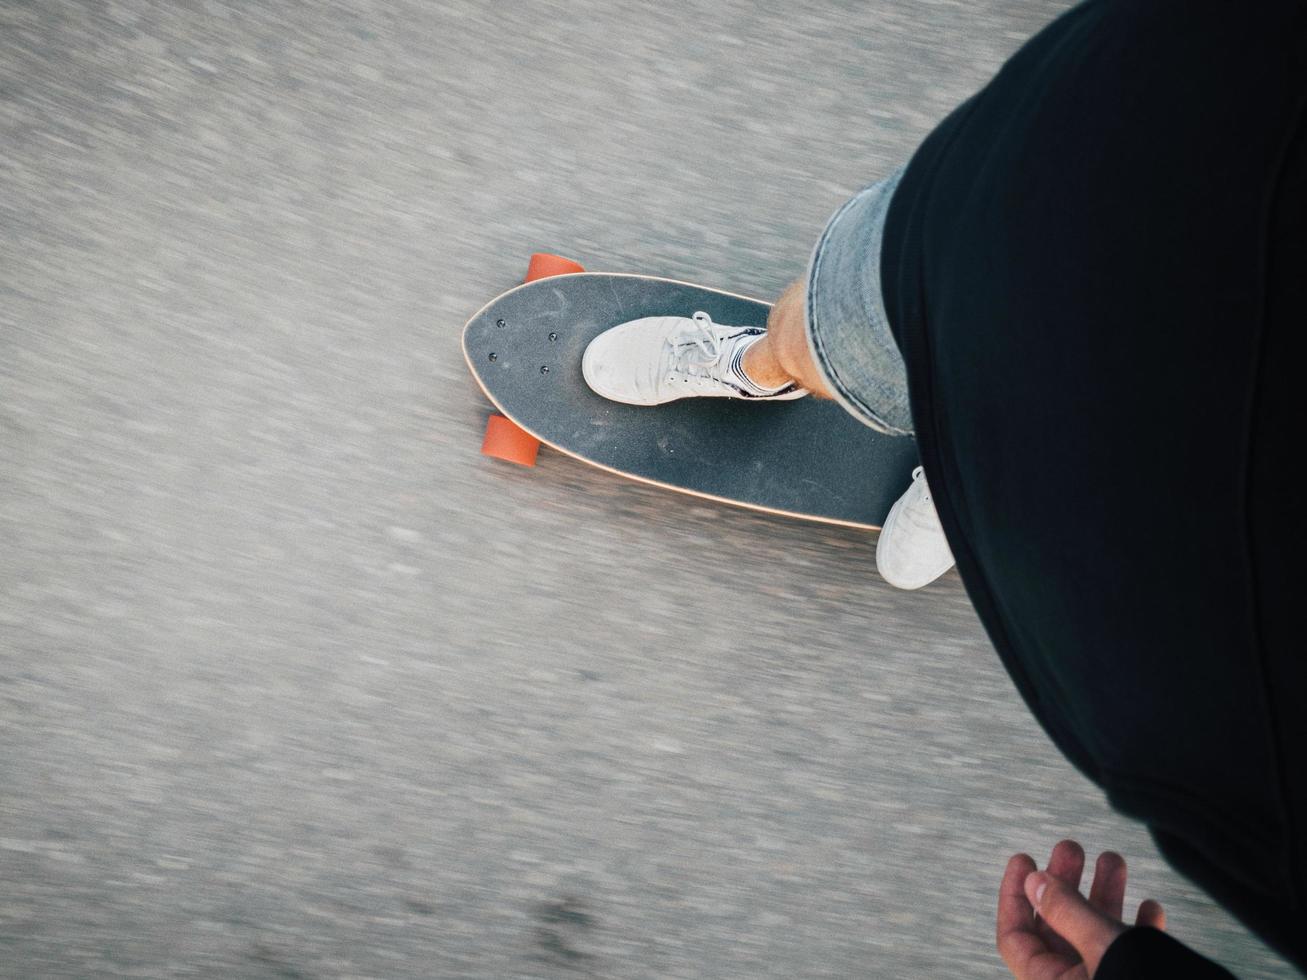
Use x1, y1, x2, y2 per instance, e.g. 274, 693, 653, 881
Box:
741, 336, 793, 389
759, 278, 835, 398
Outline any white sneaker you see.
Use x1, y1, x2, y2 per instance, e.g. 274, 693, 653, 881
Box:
582, 311, 808, 405
876, 466, 956, 589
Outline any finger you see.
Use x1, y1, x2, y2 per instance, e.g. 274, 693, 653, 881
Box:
998, 853, 1039, 933
1087, 851, 1127, 921
998, 856, 1075, 979
1030, 841, 1084, 961
1025, 871, 1126, 976
1135, 899, 1167, 931
1046, 839, 1086, 891
997, 853, 1040, 972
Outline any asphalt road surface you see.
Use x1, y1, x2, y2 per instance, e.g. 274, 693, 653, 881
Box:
1, 1, 1296, 977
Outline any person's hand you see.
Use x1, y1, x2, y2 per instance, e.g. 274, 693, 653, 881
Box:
997, 840, 1167, 979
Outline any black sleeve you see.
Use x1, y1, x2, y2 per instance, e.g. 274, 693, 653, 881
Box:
1097, 927, 1237, 979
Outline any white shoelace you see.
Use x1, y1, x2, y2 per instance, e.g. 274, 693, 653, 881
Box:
666, 311, 729, 380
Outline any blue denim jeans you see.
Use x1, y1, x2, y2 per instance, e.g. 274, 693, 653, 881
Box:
803, 167, 913, 436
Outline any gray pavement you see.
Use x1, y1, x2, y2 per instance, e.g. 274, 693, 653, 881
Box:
0, 1, 1295, 977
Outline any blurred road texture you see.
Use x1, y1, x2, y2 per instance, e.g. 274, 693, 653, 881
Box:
1, 1, 1295, 977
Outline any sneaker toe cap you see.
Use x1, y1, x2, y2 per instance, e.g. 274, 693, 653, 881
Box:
875, 504, 955, 590
582, 320, 663, 403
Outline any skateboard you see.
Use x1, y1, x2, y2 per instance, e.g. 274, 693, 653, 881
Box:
462, 253, 920, 529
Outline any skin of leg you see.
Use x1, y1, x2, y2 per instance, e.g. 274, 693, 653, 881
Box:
741, 278, 836, 399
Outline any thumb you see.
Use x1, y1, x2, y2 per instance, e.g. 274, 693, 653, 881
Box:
1025, 872, 1126, 975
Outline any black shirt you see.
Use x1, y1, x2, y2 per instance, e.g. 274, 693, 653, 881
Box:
882, 0, 1306, 974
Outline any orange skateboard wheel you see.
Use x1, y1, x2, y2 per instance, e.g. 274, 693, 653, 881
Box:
525, 253, 586, 282
481, 413, 541, 467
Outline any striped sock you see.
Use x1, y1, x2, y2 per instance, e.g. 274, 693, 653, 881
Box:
729, 335, 791, 396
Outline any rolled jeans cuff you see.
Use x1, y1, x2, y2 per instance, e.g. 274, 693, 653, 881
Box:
803, 167, 913, 436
